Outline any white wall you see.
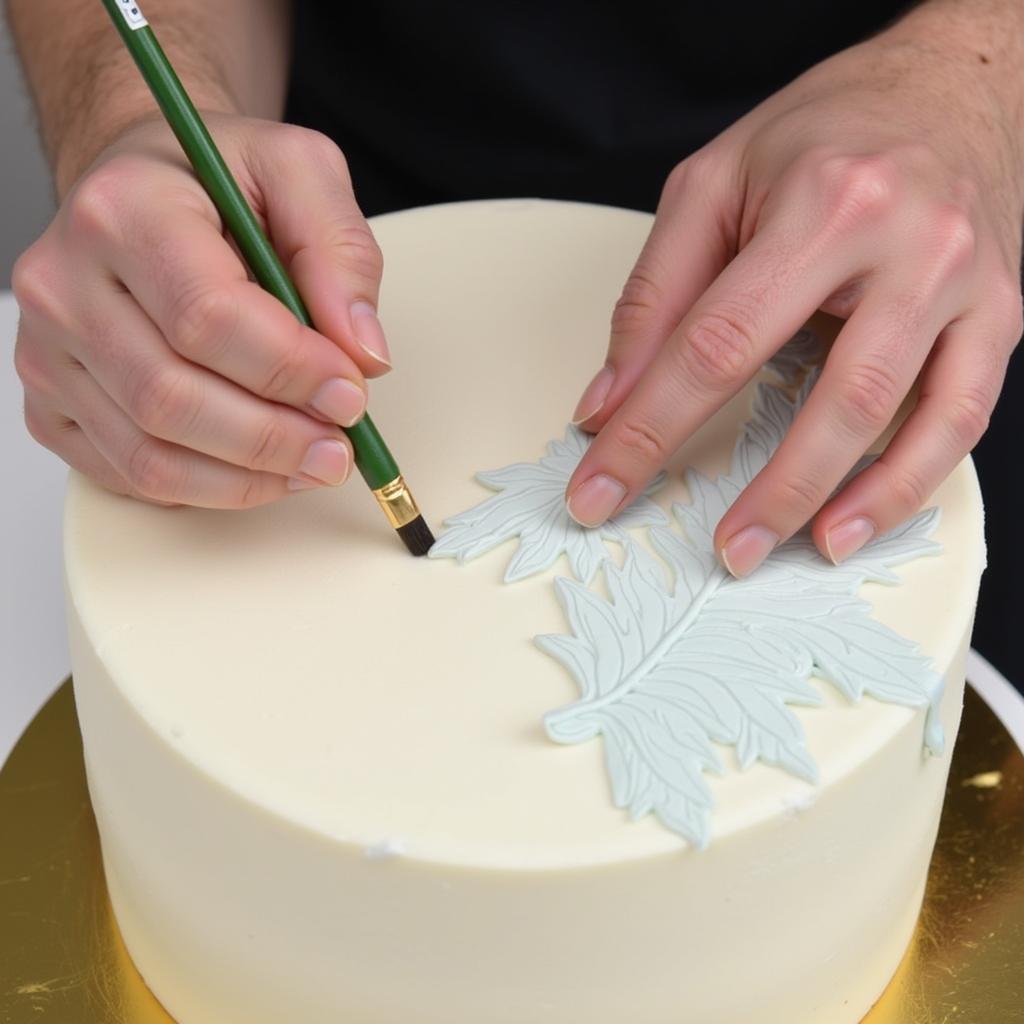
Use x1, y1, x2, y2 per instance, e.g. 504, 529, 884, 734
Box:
0, 21, 56, 286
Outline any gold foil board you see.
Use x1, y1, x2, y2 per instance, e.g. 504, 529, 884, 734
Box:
1, 681, 1022, 1023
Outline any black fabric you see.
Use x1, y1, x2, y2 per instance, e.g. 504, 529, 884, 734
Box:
286, 2, 1023, 688
286, 2, 913, 215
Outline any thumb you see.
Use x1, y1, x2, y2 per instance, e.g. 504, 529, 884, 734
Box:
250, 126, 391, 378
571, 152, 736, 431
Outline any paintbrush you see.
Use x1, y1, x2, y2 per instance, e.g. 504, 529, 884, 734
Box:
99, 0, 434, 555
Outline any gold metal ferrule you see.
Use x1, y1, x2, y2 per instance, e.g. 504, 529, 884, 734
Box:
372, 475, 421, 529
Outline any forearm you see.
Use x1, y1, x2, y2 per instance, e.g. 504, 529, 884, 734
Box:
5, 0, 293, 196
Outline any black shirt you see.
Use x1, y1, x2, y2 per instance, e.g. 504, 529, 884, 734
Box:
286, 2, 1022, 685
287, 1, 912, 214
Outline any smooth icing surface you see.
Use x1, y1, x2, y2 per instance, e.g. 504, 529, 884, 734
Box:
65, 200, 985, 1024
434, 358, 947, 848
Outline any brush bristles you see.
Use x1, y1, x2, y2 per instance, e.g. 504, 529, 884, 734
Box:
396, 515, 435, 557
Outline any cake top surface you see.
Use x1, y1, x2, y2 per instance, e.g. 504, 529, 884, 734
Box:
64, 199, 985, 867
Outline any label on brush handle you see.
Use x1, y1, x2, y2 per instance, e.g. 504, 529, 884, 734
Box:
114, 0, 148, 29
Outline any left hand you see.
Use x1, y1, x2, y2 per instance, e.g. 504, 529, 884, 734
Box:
565, 10, 1024, 576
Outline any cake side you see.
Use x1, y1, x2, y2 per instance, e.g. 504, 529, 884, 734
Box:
67, 590, 973, 1024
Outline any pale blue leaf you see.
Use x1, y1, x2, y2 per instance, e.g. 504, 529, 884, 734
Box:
430, 424, 666, 582
539, 354, 945, 847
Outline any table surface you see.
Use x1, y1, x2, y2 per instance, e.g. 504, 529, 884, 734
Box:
2, 289, 1023, 767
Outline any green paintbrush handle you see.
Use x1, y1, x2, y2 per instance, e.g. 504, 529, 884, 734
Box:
99, 0, 399, 489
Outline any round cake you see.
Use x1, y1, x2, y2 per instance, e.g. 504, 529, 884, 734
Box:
64, 200, 985, 1024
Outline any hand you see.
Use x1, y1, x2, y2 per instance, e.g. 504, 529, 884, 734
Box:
566, 17, 1024, 575
13, 114, 391, 508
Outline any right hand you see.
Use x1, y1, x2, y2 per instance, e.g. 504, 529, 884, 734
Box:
12, 114, 391, 508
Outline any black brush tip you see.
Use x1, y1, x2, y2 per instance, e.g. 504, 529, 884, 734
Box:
397, 515, 435, 557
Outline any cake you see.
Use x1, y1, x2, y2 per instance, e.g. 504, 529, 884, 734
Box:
64, 200, 985, 1024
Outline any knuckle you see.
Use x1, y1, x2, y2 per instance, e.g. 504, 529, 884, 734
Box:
127, 364, 201, 437
611, 417, 670, 465
288, 126, 350, 177
661, 149, 719, 202
170, 285, 239, 361
126, 438, 180, 500
261, 339, 305, 399
992, 277, 1024, 341
945, 385, 992, 448
237, 473, 272, 509
13, 336, 52, 395
65, 162, 131, 239
926, 207, 976, 278
678, 309, 755, 388
23, 403, 54, 448
247, 416, 289, 471
611, 265, 664, 337
835, 361, 901, 435
332, 225, 383, 281
775, 470, 823, 513
11, 245, 59, 320
885, 463, 929, 513
660, 162, 690, 203
1008, 301, 1024, 344
818, 154, 898, 230
297, 224, 383, 285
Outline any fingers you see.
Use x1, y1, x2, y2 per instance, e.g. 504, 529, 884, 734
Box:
810, 301, 1019, 563
247, 127, 392, 376
99, 200, 371, 426
566, 210, 862, 528
12, 119, 384, 509
712, 284, 951, 574
572, 153, 737, 430
73, 286, 356, 488
54, 355, 295, 509
23, 393, 133, 497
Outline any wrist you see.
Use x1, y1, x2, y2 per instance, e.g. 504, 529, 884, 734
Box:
52, 86, 239, 198
879, 0, 1024, 107
860, 8, 1024, 193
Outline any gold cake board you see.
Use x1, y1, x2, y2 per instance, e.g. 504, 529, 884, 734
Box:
1, 680, 1022, 1024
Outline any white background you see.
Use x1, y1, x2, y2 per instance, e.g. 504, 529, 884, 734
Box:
1, 292, 70, 763
0, 20, 56, 286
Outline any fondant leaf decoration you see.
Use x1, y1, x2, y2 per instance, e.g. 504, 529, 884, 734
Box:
429, 425, 667, 583
763, 327, 826, 384
539, 371, 944, 848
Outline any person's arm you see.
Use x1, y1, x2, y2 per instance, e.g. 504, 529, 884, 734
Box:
566, 0, 1024, 574
7, 0, 392, 508
7, 0, 290, 195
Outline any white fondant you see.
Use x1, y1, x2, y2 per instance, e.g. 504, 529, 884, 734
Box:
430, 425, 666, 582
65, 200, 985, 1024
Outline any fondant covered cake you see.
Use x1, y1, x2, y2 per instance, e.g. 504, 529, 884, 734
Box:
64, 200, 985, 1024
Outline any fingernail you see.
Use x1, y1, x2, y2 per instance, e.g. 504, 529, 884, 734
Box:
566, 474, 628, 528
825, 516, 875, 564
720, 525, 780, 578
309, 378, 366, 427
295, 438, 351, 486
572, 366, 615, 425
351, 301, 392, 368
